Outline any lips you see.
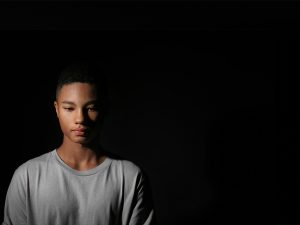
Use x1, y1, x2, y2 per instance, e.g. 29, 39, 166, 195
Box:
73, 128, 87, 132
72, 128, 88, 136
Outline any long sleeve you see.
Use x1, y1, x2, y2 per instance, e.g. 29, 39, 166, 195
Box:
2, 167, 27, 225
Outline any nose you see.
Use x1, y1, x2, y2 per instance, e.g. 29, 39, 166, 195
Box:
75, 109, 85, 124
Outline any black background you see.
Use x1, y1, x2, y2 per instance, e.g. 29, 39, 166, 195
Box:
0, 1, 298, 224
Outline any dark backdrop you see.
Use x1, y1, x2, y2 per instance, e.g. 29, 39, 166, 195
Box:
0, 1, 298, 224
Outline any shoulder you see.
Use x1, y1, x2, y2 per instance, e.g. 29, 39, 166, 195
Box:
108, 157, 150, 187
108, 158, 154, 200
6, 151, 52, 189
108, 158, 150, 193
13, 151, 53, 178
109, 157, 143, 176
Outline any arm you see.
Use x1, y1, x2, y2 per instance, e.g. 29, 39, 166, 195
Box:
2, 167, 27, 225
125, 171, 157, 225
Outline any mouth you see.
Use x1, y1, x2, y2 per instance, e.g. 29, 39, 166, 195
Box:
72, 128, 89, 136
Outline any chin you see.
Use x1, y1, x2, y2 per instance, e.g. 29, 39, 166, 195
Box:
71, 136, 91, 144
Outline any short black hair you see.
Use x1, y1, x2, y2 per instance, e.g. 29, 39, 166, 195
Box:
56, 62, 109, 111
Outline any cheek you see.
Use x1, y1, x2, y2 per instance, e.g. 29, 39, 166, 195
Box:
58, 113, 72, 129
88, 112, 100, 121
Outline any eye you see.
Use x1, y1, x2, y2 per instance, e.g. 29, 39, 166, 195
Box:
87, 107, 98, 112
63, 107, 74, 111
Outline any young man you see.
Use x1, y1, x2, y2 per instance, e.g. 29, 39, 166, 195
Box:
2, 63, 156, 225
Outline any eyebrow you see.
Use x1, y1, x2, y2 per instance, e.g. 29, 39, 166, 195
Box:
61, 100, 98, 105
61, 101, 75, 105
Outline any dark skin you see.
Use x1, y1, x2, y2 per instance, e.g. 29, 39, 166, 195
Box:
54, 82, 106, 171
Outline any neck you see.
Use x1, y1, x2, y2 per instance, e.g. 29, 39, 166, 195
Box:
56, 137, 105, 171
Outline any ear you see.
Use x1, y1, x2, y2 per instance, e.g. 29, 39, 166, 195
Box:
54, 101, 59, 117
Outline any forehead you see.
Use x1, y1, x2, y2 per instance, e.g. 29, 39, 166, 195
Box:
57, 82, 98, 101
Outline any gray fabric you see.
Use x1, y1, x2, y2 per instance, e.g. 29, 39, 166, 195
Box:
2, 150, 155, 225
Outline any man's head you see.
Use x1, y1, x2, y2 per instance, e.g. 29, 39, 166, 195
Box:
54, 62, 108, 145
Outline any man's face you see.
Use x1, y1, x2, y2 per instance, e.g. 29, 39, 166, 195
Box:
54, 82, 102, 145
